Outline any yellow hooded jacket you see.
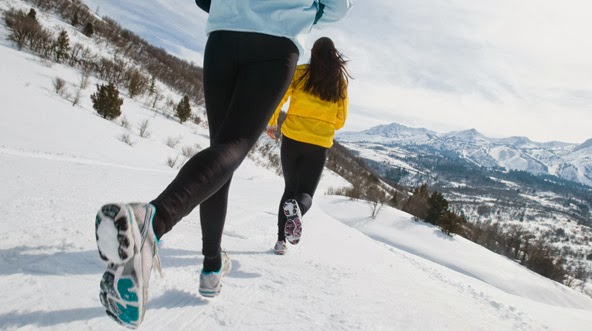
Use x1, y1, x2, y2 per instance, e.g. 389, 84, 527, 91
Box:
268, 64, 348, 148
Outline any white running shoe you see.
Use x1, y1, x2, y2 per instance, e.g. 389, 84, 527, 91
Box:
95, 203, 162, 329
199, 251, 232, 298
283, 199, 302, 245
273, 241, 287, 255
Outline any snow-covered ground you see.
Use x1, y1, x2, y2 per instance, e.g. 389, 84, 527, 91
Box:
1, 6, 592, 331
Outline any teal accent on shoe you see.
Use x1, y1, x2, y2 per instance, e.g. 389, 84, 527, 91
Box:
201, 270, 220, 276
201, 268, 221, 276
115, 302, 139, 326
117, 278, 138, 302
126, 206, 134, 228
148, 203, 160, 244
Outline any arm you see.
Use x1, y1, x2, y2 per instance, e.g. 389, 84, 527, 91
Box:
195, 0, 211, 13
266, 85, 294, 139
268, 84, 293, 128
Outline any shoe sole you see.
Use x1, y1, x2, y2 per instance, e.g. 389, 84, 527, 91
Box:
283, 200, 302, 245
199, 289, 220, 297
96, 204, 146, 329
99, 267, 141, 328
96, 204, 135, 264
273, 249, 286, 255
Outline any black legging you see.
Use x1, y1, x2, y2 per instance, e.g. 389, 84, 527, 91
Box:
277, 136, 328, 242
151, 31, 299, 257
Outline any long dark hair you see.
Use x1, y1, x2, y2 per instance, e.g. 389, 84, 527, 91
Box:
298, 37, 351, 102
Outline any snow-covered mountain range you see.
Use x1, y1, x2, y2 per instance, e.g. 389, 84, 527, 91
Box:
338, 122, 592, 187
336, 123, 592, 277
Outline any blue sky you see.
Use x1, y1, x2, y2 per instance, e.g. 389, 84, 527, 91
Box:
81, 0, 592, 144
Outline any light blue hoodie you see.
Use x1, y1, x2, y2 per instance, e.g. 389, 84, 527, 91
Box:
205, 0, 353, 55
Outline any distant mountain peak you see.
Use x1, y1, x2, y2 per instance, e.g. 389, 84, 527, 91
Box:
362, 122, 434, 138
573, 138, 592, 152
496, 136, 534, 147
452, 128, 482, 137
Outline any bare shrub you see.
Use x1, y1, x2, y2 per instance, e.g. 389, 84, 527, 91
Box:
325, 186, 351, 196
4, 8, 42, 50
71, 68, 90, 106
165, 136, 182, 148
53, 77, 66, 95
147, 88, 163, 110
181, 144, 201, 158
166, 155, 178, 168
96, 57, 127, 86
191, 114, 202, 126
71, 90, 81, 106
120, 116, 130, 129
79, 67, 90, 89
68, 43, 92, 68
138, 119, 151, 138
119, 133, 134, 146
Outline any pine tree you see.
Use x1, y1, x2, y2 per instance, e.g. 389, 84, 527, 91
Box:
439, 211, 465, 236
426, 191, 449, 225
402, 183, 430, 220
91, 83, 123, 120
148, 76, 156, 97
71, 11, 79, 26
83, 22, 94, 37
127, 69, 147, 99
27, 8, 37, 21
54, 30, 70, 63
175, 95, 191, 123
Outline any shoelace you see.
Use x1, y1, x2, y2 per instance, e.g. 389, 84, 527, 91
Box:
152, 242, 164, 277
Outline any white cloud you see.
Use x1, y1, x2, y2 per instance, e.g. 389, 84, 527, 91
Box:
319, 0, 592, 143
81, 0, 592, 143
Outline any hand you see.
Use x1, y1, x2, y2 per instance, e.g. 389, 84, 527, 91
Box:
266, 125, 278, 140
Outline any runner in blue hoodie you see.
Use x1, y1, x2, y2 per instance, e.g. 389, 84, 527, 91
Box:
94, 1, 352, 328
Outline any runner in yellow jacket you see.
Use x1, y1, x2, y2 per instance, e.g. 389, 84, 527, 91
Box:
267, 64, 348, 148
267, 36, 350, 254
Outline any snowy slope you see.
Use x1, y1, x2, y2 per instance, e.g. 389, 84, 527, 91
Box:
1, 5, 592, 331
337, 122, 592, 275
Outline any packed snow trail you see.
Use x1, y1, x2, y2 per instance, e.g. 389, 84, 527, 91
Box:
1, 151, 591, 330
